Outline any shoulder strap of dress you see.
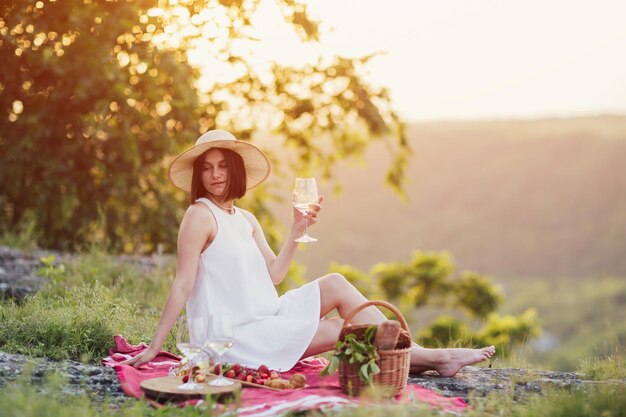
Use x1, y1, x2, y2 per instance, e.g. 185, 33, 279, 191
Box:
195, 197, 215, 211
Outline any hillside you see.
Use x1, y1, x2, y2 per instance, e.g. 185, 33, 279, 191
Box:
273, 115, 626, 281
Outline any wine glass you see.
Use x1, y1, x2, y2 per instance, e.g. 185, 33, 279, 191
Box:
293, 177, 319, 243
206, 314, 235, 386
175, 316, 204, 390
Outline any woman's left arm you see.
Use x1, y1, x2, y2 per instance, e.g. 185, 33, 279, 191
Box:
242, 197, 322, 285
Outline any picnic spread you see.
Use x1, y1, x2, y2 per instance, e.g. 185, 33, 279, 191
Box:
103, 331, 469, 416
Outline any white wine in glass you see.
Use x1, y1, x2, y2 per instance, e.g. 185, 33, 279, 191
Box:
205, 340, 233, 356
175, 316, 203, 391
176, 343, 203, 358
293, 178, 318, 243
207, 314, 235, 387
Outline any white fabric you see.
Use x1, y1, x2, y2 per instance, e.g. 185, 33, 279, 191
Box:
186, 198, 321, 370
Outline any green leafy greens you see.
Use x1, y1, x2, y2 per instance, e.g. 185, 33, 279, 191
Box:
320, 325, 381, 385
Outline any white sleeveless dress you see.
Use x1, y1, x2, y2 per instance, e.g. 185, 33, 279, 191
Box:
186, 198, 321, 370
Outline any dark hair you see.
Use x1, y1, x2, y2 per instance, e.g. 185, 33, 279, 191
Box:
190, 147, 247, 204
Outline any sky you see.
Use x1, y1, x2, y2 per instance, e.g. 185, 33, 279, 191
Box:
251, 0, 626, 122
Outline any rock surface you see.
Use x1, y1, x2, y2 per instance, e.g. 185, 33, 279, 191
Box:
408, 366, 616, 402
0, 246, 48, 300
0, 350, 129, 406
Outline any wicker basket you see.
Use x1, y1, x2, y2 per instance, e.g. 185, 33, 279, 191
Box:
337, 300, 411, 397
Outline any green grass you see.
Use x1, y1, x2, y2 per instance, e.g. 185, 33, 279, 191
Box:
0, 283, 158, 362
467, 385, 626, 417
51, 247, 176, 311
578, 347, 626, 381
0, 216, 40, 253
499, 276, 626, 371
0, 247, 175, 362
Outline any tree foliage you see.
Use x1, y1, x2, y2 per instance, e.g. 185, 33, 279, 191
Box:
372, 251, 456, 309
455, 271, 504, 319
333, 251, 541, 355
0, 0, 199, 251
0, 0, 409, 252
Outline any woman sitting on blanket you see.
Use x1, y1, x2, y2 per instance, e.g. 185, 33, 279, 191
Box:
122, 130, 495, 375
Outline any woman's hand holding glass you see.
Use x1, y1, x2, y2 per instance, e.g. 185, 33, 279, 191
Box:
293, 178, 322, 243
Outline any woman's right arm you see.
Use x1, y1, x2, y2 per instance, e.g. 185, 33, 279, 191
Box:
121, 203, 214, 367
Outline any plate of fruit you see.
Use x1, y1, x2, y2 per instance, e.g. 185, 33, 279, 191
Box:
215, 362, 307, 390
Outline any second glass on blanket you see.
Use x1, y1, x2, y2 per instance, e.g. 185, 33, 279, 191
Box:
206, 313, 235, 386
175, 316, 204, 390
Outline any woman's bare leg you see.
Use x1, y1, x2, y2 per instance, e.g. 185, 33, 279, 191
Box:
302, 273, 496, 376
318, 273, 387, 324
299, 317, 343, 358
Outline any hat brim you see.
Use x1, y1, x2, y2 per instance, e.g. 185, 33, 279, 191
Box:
168, 139, 271, 192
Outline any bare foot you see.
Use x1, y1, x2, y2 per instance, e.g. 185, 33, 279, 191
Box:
434, 346, 496, 377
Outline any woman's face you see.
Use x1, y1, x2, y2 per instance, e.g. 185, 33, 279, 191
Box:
202, 148, 228, 198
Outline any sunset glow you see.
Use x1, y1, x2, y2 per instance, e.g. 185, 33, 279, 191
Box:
163, 0, 626, 122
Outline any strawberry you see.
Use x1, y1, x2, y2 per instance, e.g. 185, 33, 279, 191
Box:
257, 364, 269, 374
246, 375, 253, 383
259, 372, 269, 379
237, 373, 247, 381
232, 363, 242, 373
225, 369, 236, 379
212, 363, 222, 375
182, 374, 190, 383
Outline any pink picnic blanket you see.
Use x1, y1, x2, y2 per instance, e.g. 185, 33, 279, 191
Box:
102, 336, 468, 416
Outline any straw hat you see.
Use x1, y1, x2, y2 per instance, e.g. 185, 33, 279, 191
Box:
168, 130, 271, 192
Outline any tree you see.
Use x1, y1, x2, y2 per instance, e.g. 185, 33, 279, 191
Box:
332, 251, 541, 355
1, 0, 199, 251
0, 0, 409, 252
372, 251, 455, 309
455, 271, 504, 319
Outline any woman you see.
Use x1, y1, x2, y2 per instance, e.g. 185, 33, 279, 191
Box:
122, 130, 495, 376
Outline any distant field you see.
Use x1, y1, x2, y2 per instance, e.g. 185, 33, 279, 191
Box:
499, 275, 626, 370
266, 115, 626, 371
269, 115, 626, 281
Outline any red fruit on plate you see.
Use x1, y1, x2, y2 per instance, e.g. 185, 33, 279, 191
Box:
246, 375, 254, 383
213, 364, 222, 375
182, 374, 190, 383
225, 370, 236, 379
232, 363, 242, 373
269, 371, 279, 380
259, 372, 269, 379
257, 364, 269, 374
237, 373, 247, 381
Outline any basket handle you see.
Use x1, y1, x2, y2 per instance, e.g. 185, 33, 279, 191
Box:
341, 300, 410, 334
